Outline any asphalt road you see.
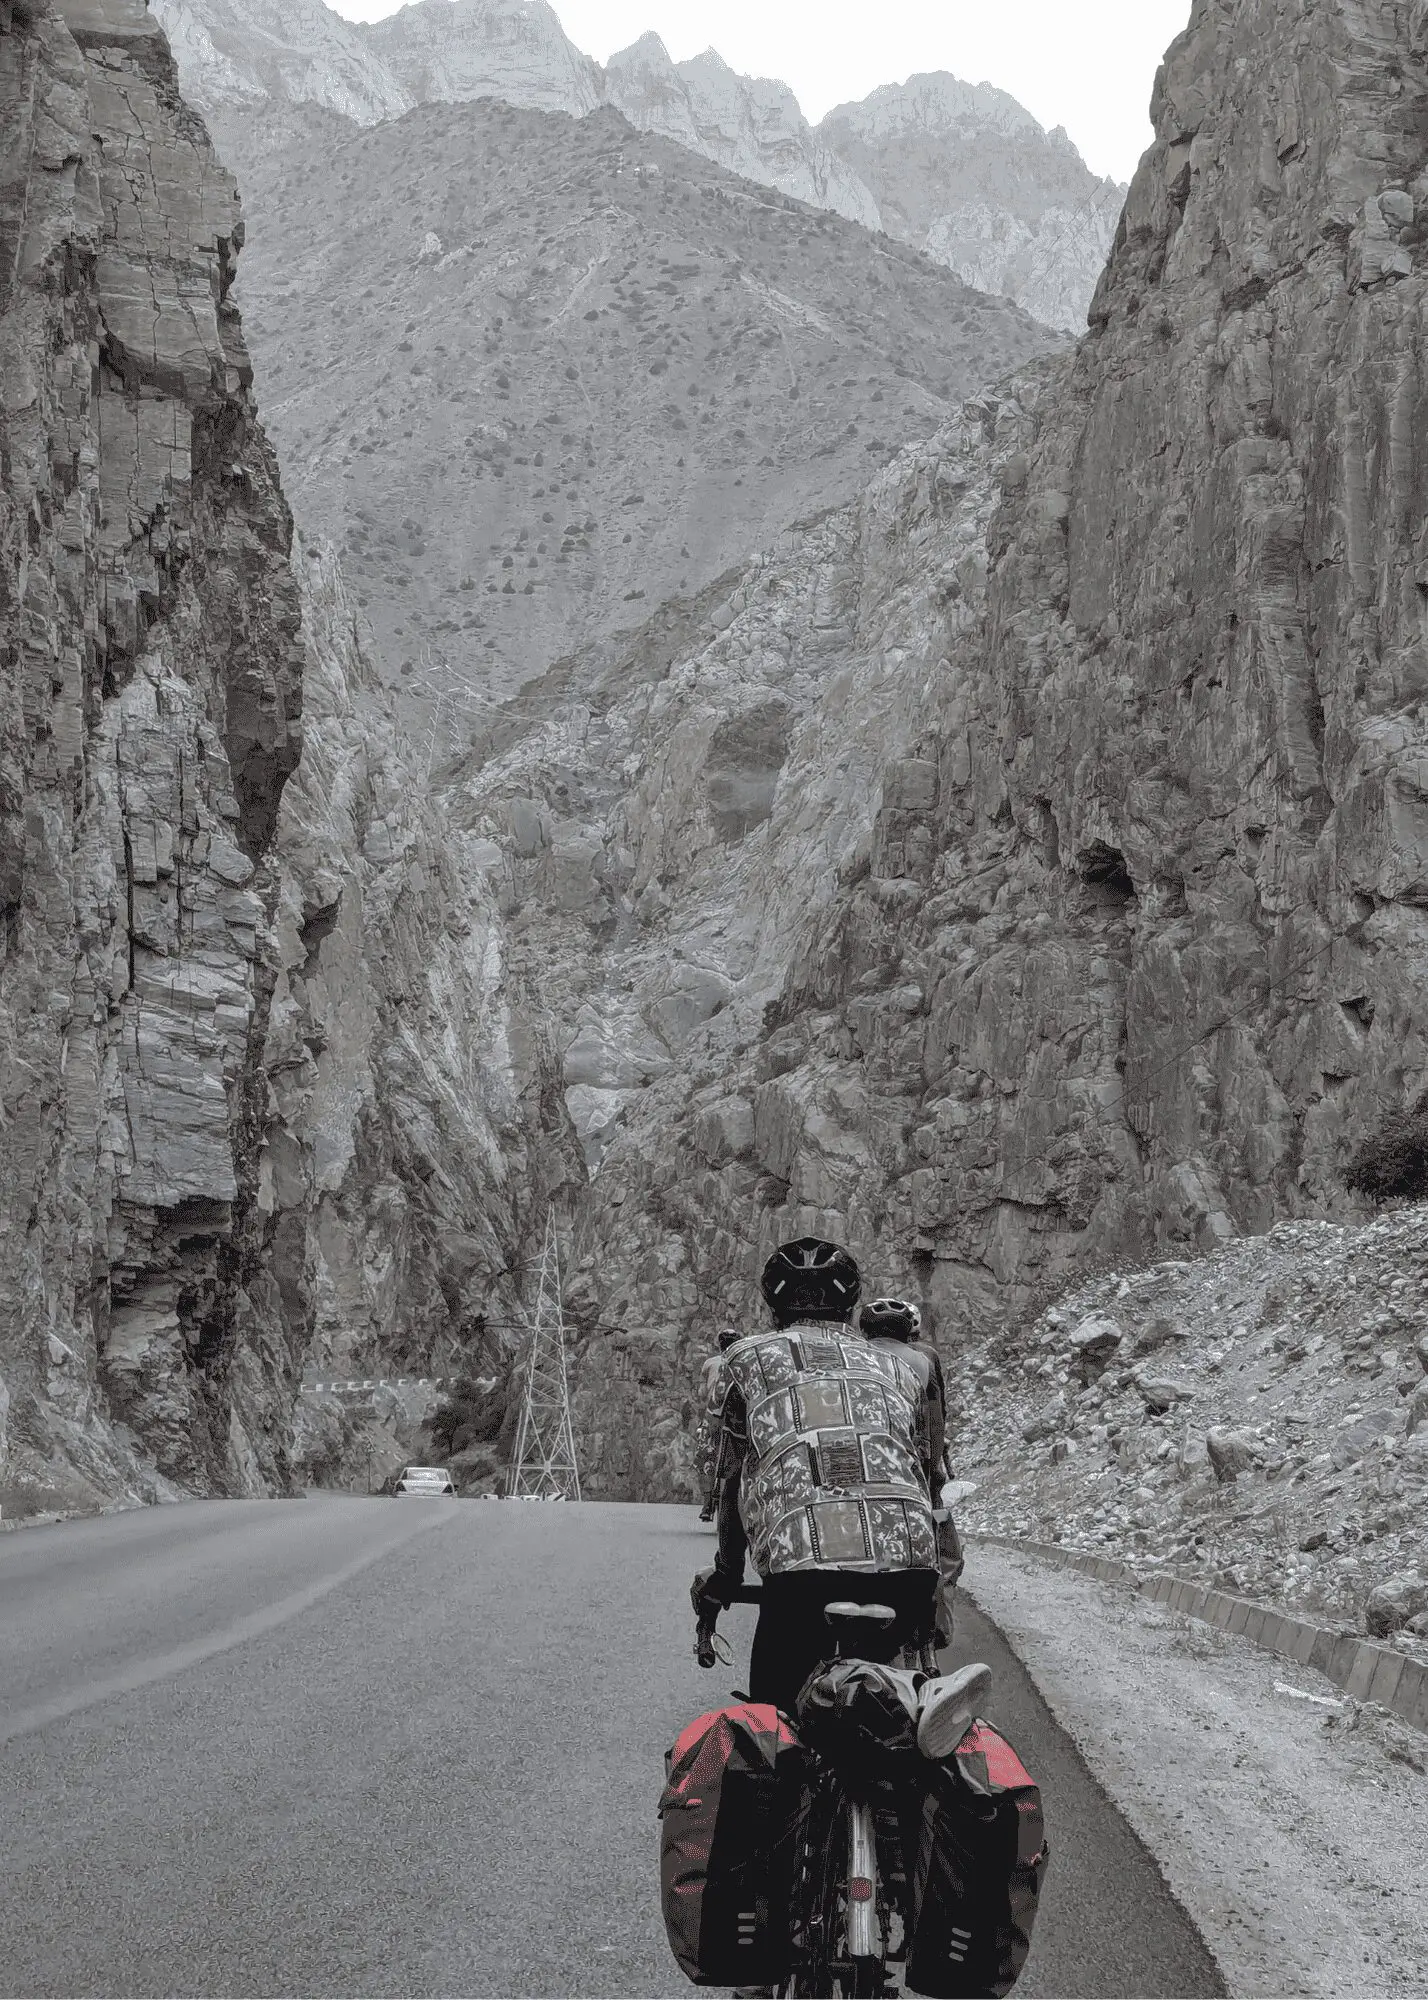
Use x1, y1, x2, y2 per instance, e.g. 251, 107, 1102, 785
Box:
0, 1497, 1224, 1998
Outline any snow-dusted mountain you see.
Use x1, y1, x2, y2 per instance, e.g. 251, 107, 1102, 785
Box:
364, 0, 601, 116
819, 73, 1125, 332
149, 0, 1122, 328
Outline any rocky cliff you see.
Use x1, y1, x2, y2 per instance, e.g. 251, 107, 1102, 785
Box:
602, 35, 879, 234
0, 0, 306, 1515
362, 0, 601, 118
149, 0, 412, 123
446, 0, 1428, 1500
267, 539, 573, 1400
819, 74, 1125, 333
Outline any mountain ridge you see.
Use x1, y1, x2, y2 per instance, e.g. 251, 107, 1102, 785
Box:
149, 0, 1122, 330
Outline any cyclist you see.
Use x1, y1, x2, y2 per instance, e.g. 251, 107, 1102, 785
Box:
695, 1328, 740, 1521
693, 1239, 941, 1714
859, 1297, 964, 1645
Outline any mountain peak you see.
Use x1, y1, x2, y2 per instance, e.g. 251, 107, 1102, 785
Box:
364, 0, 602, 116
821, 70, 1042, 144
605, 31, 676, 73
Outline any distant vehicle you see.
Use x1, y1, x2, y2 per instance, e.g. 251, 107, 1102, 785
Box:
392, 1465, 457, 1496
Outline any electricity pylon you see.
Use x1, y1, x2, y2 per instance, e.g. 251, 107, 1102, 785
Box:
506, 1207, 582, 1500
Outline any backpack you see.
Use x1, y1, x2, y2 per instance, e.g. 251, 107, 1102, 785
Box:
658, 1703, 808, 1987
904, 1720, 1048, 1999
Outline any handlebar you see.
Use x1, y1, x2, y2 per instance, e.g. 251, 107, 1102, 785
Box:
693, 1581, 762, 1666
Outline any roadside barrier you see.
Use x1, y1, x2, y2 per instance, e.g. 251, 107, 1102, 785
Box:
302, 1377, 451, 1394
967, 1533, 1428, 1736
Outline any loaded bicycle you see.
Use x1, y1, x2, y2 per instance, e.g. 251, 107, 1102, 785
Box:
681, 1583, 1005, 1999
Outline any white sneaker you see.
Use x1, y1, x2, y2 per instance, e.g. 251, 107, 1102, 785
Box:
915, 1662, 993, 1761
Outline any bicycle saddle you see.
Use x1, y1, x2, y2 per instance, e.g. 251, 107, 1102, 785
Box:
823, 1600, 898, 1629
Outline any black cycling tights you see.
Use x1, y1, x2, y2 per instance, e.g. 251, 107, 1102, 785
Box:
747, 1569, 939, 1717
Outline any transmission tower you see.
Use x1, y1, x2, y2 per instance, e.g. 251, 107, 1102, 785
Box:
506, 1207, 582, 1500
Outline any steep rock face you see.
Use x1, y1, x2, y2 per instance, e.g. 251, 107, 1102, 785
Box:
604, 36, 880, 233
266, 540, 574, 1397
456, 0, 1428, 1498
364, 0, 601, 118
820, 73, 1124, 333
148, 0, 413, 123
0, 0, 305, 1514
447, 383, 1045, 1494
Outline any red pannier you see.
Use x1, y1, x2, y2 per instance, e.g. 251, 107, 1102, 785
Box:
904, 1719, 1048, 1999
658, 1702, 808, 1988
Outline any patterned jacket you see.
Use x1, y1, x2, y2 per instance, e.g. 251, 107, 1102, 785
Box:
695, 1352, 729, 1481
714, 1322, 938, 1579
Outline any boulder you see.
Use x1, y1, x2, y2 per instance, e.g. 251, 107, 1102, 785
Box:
1130, 1316, 1184, 1357
1067, 1316, 1124, 1381
1407, 1380, 1428, 1437
693, 1095, 755, 1166
1206, 1428, 1265, 1482
1133, 1371, 1193, 1415
1022, 1393, 1067, 1444
1365, 1573, 1428, 1639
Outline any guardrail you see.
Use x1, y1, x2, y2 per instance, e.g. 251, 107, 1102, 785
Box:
301, 1377, 452, 1394
967, 1533, 1428, 1736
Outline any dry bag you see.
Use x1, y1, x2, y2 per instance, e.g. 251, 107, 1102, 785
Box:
658, 1702, 807, 1987
905, 1719, 1048, 1998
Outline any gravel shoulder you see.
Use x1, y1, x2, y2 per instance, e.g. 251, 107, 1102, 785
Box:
965, 1544, 1428, 1999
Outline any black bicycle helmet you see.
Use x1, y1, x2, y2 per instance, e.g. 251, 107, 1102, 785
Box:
717, 1326, 740, 1352
859, 1297, 923, 1342
760, 1238, 862, 1324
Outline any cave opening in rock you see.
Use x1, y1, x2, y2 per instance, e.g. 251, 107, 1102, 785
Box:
1076, 840, 1136, 904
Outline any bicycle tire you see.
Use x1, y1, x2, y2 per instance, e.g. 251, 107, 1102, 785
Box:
781, 1774, 894, 1999
781, 1779, 841, 1997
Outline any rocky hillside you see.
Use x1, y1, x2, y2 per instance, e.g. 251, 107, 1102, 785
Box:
819, 74, 1125, 334
0, 0, 306, 1516
955, 1203, 1428, 1651
150, 0, 1119, 330
435, 0, 1428, 1507
215, 95, 1055, 721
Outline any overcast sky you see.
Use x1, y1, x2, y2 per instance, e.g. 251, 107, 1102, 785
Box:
328, 1, 1193, 185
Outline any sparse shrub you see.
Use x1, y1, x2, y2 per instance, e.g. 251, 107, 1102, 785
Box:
1343, 1100, 1428, 1201
428, 1373, 507, 1460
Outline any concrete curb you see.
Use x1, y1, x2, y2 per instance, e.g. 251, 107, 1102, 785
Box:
968, 1533, 1428, 1736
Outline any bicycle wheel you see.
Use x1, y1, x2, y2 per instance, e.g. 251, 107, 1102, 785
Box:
781, 1779, 841, 1997
781, 1779, 892, 1999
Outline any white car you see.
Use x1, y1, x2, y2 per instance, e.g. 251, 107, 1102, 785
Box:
392, 1465, 457, 1496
